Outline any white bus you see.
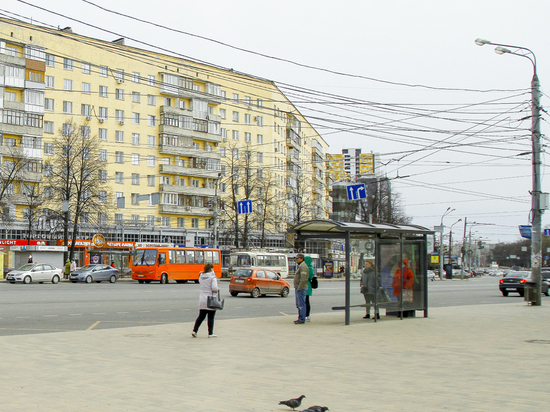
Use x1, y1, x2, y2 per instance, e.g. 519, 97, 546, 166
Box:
228, 251, 289, 278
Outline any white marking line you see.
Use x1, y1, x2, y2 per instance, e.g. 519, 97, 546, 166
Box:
117, 312, 130, 314
69, 314, 82, 316
93, 313, 106, 315
43, 315, 58, 317
138, 311, 151, 313
16, 316, 30, 319
160, 310, 171, 312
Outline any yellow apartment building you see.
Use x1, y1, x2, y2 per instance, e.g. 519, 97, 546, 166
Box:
0, 18, 330, 248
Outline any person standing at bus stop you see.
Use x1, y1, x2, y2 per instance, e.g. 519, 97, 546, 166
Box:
304, 256, 314, 322
192, 263, 219, 338
294, 253, 308, 324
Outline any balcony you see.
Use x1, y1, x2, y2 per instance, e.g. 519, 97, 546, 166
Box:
19, 171, 42, 182
25, 79, 45, 91
286, 132, 301, 150
160, 184, 215, 197
159, 144, 220, 159
159, 82, 222, 104
159, 204, 214, 216
158, 125, 222, 144
159, 164, 220, 179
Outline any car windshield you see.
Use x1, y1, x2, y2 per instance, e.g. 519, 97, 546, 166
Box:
234, 269, 253, 277
17, 264, 35, 271
505, 271, 530, 278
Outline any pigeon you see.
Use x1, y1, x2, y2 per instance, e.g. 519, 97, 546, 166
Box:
279, 395, 306, 410
303, 407, 329, 412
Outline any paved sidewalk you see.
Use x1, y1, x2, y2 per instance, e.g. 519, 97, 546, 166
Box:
0, 302, 548, 411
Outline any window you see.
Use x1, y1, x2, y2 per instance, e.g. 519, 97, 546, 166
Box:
256, 116, 263, 126
98, 191, 107, 203
162, 157, 170, 165
115, 89, 125, 100
147, 115, 156, 126
147, 156, 156, 167
232, 93, 239, 104
45, 54, 55, 67
232, 111, 239, 122
257, 99, 263, 107
99, 128, 107, 141
244, 96, 251, 106
43, 165, 53, 176
147, 75, 156, 86
115, 213, 123, 224
178, 99, 186, 110
245, 132, 251, 143
221, 129, 227, 140
44, 142, 54, 155
147, 175, 155, 186
43, 187, 53, 199
164, 97, 172, 107
116, 151, 124, 163
192, 218, 199, 229
5, 91, 16, 102
99, 107, 108, 120
99, 65, 108, 77
81, 126, 91, 138
219, 147, 226, 157
45, 98, 54, 111
115, 109, 124, 122
63, 79, 73, 91
99, 150, 108, 161
115, 131, 124, 143
132, 153, 140, 165
99, 170, 107, 182
220, 108, 226, 119
132, 72, 140, 83
132, 92, 140, 103
147, 135, 156, 147
63, 101, 72, 114
232, 148, 239, 158
232, 130, 239, 140
131, 193, 139, 205
132, 133, 140, 145
115, 172, 124, 184
115, 69, 124, 82
82, 62, 91, 74
82, 82, 91, 94
257, 152, 263, 163
64, 58, 73, 70
245, 114, 251, 124
257, 134, 263, 144
177, 217, 185, 228
99, 85, 108, 97
45, 75, 54, 88
132, 173, 140, 185
132, 112, 140, 124
98, 213, 107, 225
81, 104, 91, 116
147, 94, 156, 105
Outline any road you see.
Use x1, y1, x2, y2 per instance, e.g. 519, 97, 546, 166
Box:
0, 276, 544, 336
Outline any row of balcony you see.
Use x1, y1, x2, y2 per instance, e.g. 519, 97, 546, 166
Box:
159, 164, 220, 179
159, 204, 214, 217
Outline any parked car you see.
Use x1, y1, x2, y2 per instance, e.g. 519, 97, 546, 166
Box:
70, 264, 120, 283
499, 271, 550, 297
427, 270, 436, 281
229, 268, 290, 298
6, 263, 63, 284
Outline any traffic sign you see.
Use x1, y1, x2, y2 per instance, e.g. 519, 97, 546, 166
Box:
519, 225, 532, 239
346, 183, 367, 200
544, 229, 550, 236
237, 200, 253, 214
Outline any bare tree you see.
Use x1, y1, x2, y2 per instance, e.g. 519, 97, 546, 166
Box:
21, 183, 44, 244
44, 120, 111, 261
287, 172, 315, 225
359, 177, 411, 225
252, 168, 279, 248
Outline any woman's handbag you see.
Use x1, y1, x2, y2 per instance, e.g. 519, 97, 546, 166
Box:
207, 291, 225, 310
403, 289, 414, 303
311, 276, 318, 289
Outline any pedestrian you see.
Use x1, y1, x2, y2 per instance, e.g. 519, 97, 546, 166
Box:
28, 254, 33, 263
360, 257, 379, 319
305, 255, 314, 322
192, 263, 219, 338
293, 253, 309, 324
64, 258, 71, 279
70, 259, 76, 272
110, 261, 116, 268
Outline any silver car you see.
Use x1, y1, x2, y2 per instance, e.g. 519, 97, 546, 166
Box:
6, 263, 63, 284
69, 264, 120, 283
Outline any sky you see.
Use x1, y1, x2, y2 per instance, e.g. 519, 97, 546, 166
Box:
2, 0, 550, 245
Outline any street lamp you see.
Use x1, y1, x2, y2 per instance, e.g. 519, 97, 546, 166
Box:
476, 38, 543, 305
448, 218, 462, 275
439, 207, 455, 279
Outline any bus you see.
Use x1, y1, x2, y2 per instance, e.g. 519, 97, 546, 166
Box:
131, 246, 221, 284
228, 251, 289, 278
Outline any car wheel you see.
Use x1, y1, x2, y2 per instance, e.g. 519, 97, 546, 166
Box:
544, 289, 549, 297
138, 280, 144, 284
230, 291, 238, 297
281, 287, 289, 297
501, 290, 508, 297
110, 275, 117, 283
160, 274, 168, 284
251, 288, 260, 298
52, 275, 60, 284
23, 276, 31, 284
71, 281, 77, 283
85, 275, 92, 284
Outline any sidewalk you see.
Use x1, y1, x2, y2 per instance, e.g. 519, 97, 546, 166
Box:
0, 302, 548, 411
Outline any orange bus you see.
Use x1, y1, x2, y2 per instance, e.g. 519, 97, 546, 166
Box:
131, 246, 221, 284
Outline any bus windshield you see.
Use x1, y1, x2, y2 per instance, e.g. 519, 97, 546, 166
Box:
230, 254, 252, 266
133, 249, 158, 266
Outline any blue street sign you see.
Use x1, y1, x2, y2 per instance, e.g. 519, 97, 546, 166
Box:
519, 225, 532, 239
238, 200, 253, 214
544, 229, 550, 236
346, 183, 367, 200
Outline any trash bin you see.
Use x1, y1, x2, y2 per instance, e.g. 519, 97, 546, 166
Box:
524, 281, 537, 303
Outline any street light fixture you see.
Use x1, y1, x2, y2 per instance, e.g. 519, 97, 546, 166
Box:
476, 38, 543, 305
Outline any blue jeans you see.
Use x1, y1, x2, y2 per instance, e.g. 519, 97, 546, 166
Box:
295, 288, 307, 322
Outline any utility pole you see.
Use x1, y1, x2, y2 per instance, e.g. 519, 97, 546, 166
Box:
213, 173, 221, 248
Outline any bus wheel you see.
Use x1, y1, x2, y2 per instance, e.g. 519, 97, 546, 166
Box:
251, 288, 260, 298
160, 274, 168, 284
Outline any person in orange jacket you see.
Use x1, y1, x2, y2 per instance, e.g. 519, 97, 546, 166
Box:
391, 259, 414, 297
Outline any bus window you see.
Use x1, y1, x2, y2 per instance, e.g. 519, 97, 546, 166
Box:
205, 250, 213, 263
196, 250, 204, 265
169, 250, 176, 264
176, 250, 186, 264
159, 253, 166, 265
186, 250, 195, 264
257, 255, 265, 266
213, 251, 220, 265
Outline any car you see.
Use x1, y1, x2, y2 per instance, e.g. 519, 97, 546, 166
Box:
6, 263, 63, 284
229, 268, 290, 298
427, 270, 436, 281
69, 264, 120, 283
499, 271, 550, 297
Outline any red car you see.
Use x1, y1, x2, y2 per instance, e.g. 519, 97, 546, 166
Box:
229, 268, 290, 298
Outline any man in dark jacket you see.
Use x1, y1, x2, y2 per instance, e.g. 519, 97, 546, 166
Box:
294, 253, 309, 324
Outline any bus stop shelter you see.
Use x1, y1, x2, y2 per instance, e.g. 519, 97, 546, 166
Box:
288, 219, 434, 325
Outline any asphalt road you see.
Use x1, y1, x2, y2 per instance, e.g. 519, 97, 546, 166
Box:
0, 276, 543, 337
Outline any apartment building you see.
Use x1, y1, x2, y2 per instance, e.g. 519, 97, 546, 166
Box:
0, 18, 330, 247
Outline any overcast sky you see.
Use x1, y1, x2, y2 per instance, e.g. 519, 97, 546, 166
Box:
2, 0, 550, 245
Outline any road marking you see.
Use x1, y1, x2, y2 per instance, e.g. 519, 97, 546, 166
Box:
16, 316, 30, 319
69, 314, 82, 316
87, 321, 101, 331
117, 312, 130, 314
160, 310, 171, 312
43, 315, 58, 317
138, 311, 151, 313
93, 313, 106, 315
280, 312, 290, 316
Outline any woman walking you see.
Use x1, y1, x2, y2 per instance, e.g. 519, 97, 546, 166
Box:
192, 263, 219, 338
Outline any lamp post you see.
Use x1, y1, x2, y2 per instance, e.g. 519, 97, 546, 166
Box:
448, 218, 462, 272
439, 207, 455, 279
476, 38, 543, 305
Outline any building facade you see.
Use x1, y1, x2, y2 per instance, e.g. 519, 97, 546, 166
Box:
0, 18, 330, 248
